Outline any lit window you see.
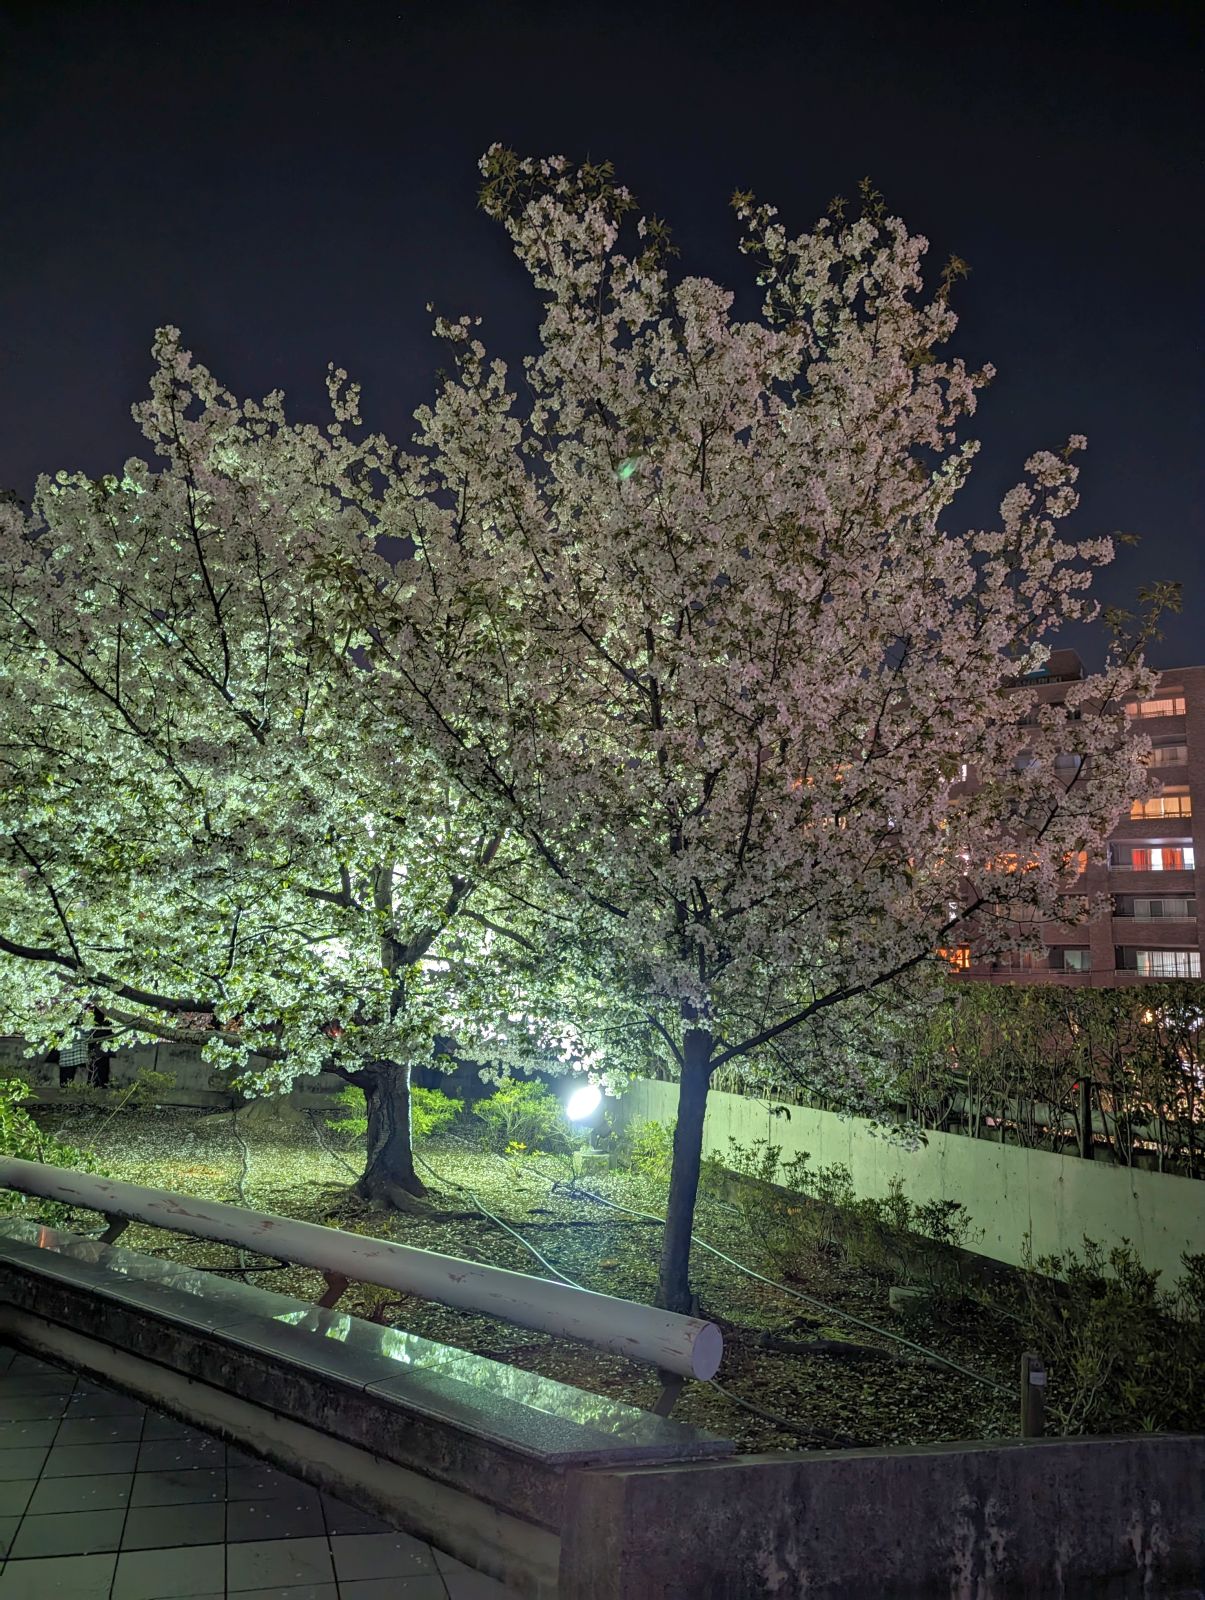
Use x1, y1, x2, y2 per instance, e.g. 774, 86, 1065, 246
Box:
990, 851, 1040, 874
1110, 845, 1196, 872
1130, 786, 1191, 821
1054, 752, 1084, 772
938, 945, 972, 971
1130, 949, 1202, 979
1125, 695, 1186, 719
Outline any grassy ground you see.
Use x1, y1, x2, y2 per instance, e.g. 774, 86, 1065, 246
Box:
14, 1102, 1025, 1453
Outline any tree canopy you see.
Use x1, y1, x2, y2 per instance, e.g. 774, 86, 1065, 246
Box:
363, 149, 1162, 1305
0, 152, 1170, 1300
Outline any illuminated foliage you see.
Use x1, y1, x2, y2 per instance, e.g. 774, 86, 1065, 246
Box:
367, 149, 1164, 1307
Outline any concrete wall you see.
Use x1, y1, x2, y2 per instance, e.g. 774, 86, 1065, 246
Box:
1, 1037, 343, 1106
618, 1080, 1205, 1286
562, 1435, 1205, 1599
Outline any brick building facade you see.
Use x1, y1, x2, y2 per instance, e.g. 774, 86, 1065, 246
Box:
962, 653, 1203, 987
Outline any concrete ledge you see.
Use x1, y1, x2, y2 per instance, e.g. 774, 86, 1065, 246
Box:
561, 1436, 1205, 1599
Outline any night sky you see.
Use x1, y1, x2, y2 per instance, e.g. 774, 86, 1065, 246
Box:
2, 0, 1201, 666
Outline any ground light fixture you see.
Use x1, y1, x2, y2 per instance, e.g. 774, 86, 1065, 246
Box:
564, 1082, 602, 1124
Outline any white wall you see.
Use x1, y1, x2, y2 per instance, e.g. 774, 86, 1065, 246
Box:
618, 1079, 1205, 1287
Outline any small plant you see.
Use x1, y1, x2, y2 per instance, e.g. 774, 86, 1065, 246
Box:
1018, 1239, 1205, 1435
0, 1075, 94, 1222
324, 1083, 463, 1143
713, 1137, 976, 1289
472, 1079, 573, 1155
612, 1118, 677, 1183
124, 1066, 176, 1108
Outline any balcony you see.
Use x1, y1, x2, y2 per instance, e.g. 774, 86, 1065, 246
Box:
1108, 845, 1196, 874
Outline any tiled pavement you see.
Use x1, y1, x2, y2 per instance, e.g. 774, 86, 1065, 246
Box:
0, 1344, 514, 1599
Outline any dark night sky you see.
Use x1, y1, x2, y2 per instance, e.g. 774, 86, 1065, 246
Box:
1, 0, 1201, 665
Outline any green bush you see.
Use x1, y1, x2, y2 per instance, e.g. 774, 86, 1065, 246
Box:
0, 1075, 93, 1221
611, 1118, 676, 1183
324, 1084, 463, 1143
1018, 1239, 1205, 1434
472, 1079, 573, 1155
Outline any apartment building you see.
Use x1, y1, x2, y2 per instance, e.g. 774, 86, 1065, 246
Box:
960, 652, 1203, 987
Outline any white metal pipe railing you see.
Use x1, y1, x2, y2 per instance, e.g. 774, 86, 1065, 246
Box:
0, 1157, 722, 1380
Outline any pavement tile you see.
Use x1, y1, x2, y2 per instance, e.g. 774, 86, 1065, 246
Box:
7, 1355, 63, 1376
27, 1473, 133, 1514
136, 1436, 225, 1472
225, 1534, 334, 1592
0, 1421, 58, 1451
0, 1551, 118, 1597
0, 1517, 16, 1559
0, 1396, 71, 1422
340, 1581, 448, 1599
320, 1494, 394, 1535
43, 1441, 140, 1478
53, 1415, 144, 1448
330, 1531, 439, 1581
129, 1467, 227, 1507
0, 1483, 34, 1518
227, 1464, 316, 1502
226, 1496, 323, 1542
0, 1375, 76, 1397
110, 1541, 225, 1599
435, 1551, 518, 1598
120, 1501, 226, 1550
64, 1393, 146, 1420
140, 1413, 201, 1441
230, 1589, 337, 1600
0, 1450, 46, 1482
9, 1508, 125, 1559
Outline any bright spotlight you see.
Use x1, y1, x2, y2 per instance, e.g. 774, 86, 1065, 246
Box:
565, 1083, 602, 1123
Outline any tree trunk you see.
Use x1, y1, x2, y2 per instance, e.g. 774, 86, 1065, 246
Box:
657, 1027, 713, 1315
353, 1060, 428, 1209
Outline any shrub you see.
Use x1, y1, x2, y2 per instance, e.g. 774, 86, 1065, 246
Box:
713, 1137, 975, 1288
0, 1075, 94, 1222
472, 1080, 573, 1155
1018, 1239, 1205, 1434
612, 1118, 676, 1183
324, 1084, 463, 1143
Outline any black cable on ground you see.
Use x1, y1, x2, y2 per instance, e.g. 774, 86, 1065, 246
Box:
541, 1179, 1011, 1395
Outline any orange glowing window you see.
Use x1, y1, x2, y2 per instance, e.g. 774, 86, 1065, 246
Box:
938, 945, 972, 971
990, 852, 1040, 874
1130, 788, 1191, 821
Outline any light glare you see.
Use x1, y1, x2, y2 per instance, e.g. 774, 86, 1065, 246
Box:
565, 1083, 602, 1122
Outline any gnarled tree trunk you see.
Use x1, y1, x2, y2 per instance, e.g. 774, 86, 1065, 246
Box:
657, 1026, 713, 1315
353, 1059, 427, 1209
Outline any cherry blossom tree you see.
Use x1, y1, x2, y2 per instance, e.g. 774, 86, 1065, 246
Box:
372, 150, 1166, 1310
0, 332, 564, 1208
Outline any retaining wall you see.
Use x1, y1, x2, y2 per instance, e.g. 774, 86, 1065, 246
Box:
617, 1080, 1205, 1286
562, 1435, 1205, 1599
